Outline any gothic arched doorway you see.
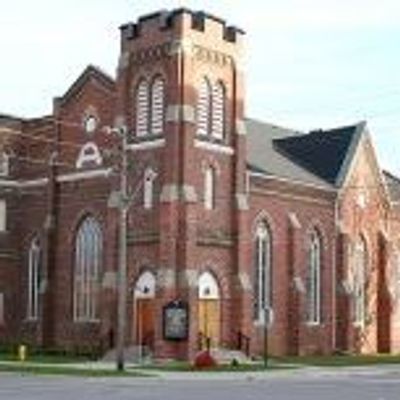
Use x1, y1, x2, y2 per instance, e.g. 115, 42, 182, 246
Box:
198, 271, 221, 349
133, 271, 156, 353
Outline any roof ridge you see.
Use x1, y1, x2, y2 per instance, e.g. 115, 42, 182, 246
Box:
307, 120, 366, 135
86, 64, 115, 85
245, 117, 303, 135
0, 113, 23, 121
56, 64, 116, 107
383, 169, 400, 183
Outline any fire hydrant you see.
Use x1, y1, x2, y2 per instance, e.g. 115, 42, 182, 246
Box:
18, 345, 27, 362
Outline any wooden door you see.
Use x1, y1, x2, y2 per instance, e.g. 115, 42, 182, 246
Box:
198, 299, 220, 348
136, 299, 155, 350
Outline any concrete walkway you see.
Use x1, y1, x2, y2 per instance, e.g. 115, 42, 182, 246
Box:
1, 359, 400, 382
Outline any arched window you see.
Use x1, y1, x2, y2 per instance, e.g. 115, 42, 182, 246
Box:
306, 230, 322, 324
197, 78, 211, 136
150, 77, 165, 135
75, 142, 103, 169
27, 237, 41, 320
0, 152, 9, 176
74, 217, 102, 321
136, 79, 149, 137
396, 251, 400, 307
212, 82, 225, 139
253, 222, 272, 322
143, 168, 157, 209
204, 166, 216, 210
353, 237, 367, 326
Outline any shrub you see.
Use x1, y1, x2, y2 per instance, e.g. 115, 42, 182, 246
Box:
193, 351, 217, 369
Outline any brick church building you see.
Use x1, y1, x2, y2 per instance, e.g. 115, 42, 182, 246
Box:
1, 8, 400, 360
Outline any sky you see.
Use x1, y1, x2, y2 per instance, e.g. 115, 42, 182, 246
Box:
0, 0, 399, 174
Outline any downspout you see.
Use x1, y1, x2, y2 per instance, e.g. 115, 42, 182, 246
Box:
332, 190, 340, 352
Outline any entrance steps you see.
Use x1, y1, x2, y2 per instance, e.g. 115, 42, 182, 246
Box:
101, 346, 250, 365
101, 345, 153, 364
209, 348, 252, 364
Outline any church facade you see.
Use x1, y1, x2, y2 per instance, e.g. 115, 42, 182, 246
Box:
0, 8, 400, 360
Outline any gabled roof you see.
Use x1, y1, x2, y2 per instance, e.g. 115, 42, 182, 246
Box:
383, 171, 400, 203
0, 113, 23, 123
246, 119, 366, 189
57, 65, 115, 106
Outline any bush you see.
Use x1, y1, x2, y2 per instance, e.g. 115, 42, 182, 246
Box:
193, 351, 217, 369
231, 358, 239, 367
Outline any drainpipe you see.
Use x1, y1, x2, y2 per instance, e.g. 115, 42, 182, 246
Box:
332, 192, 340, 352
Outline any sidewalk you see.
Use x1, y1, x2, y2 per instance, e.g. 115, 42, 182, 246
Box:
1, 359, 399, 381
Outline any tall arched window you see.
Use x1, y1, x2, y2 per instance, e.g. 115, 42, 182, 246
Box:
150, 77, 165, 135
212, 82, 225, 139
0, 152, 9, 176
136, 79, 149, 137
27, 237, 41, 320
392, 250, 400, 321
197, 78, 211, 136
74, 217, 102, 321
253, 222, 272, 322
306, 230, 322, 324
353, 237, 367, 326
204, 166, 216, 210
143, 167, 157, 209
396, 251, 400, 308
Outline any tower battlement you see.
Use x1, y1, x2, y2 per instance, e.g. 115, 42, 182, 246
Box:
120, 8, 245, 44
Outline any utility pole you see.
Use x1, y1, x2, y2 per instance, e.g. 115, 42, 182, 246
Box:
114, 124, 128, 372
107, 123, 157, 371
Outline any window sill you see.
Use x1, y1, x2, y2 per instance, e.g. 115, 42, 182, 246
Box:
130, 133, 164, 143
73, 319, 101, 324
305, 321, 322, 327
194, 139, 234, 155
127, 137, 166, 151
253, 319, 274, 328
24, 317, 39, 323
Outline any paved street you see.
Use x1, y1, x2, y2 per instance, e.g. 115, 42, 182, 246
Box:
0, 366, 399, 399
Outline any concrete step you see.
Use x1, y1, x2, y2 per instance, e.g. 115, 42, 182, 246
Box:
101, 345, 153, 364
210, 348, 251, 364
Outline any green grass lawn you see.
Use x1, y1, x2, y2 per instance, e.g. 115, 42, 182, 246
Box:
274, 354, 400, 367
0, 363, 151, 377
2, 350, 400, 375
140, 354, 400, 372
136, 360, 297, 372
0, 353, 92, 364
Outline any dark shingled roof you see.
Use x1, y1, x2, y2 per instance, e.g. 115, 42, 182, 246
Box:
0, 113, 22, 122
246, 118, 364, 188
383, 171, 400, 202
273, 124, 363, 185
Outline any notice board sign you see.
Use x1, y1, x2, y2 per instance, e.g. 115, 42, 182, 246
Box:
163, 300, 189, 341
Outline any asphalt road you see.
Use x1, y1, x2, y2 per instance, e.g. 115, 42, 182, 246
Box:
0, 366, 399, 399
